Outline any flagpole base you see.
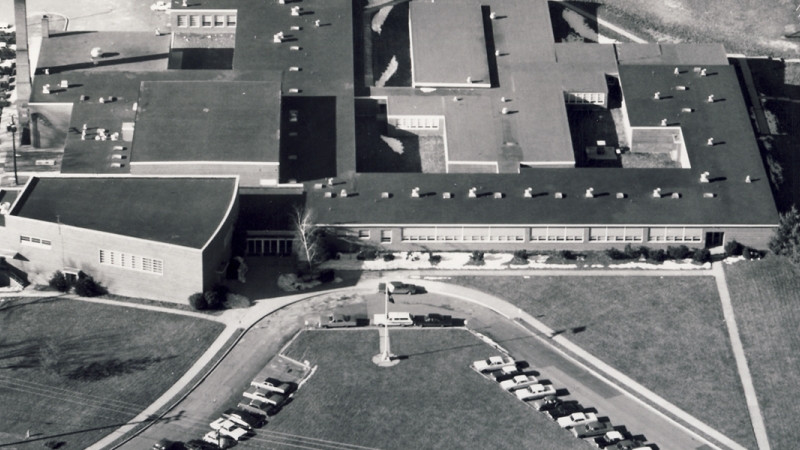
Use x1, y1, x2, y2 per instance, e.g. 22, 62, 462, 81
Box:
372, 353, 400, 367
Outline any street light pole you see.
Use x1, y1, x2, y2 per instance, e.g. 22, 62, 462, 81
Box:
6, 116, 17, 185
383, 279, 391, 361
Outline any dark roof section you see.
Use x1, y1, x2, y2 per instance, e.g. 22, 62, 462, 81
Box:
133, 81, 282, 163
35, 31, 170, 74
12, 177, 238, 248
409, 3, 490, 87
616, 44, 729, 66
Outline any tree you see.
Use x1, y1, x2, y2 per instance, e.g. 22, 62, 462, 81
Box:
189, 292, 207, 310
74, 274, 105, 297
291, 205, 326, 272
48, 271, 70, 292
769, 205, 800, 263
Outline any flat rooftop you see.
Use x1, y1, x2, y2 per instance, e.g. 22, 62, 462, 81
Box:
409, 3, 490, 87
11, 177, 238, 249
133, 81, 282, 163
616, 43, 729, 66
36, 31, 170, 74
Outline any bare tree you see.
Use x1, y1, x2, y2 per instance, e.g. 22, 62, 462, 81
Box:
291, 205, 324, 272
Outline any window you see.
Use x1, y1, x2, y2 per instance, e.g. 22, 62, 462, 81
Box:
488, 228, 525, 242
227, 15, 237, 27
358, 230, 370, 239
20, 235, 51, 249
380, 230, 392, 244
99, 249, 163, 275
564, 92, 605, 105
395, 116, 440, 130
648, 227, 702, 243
589, 227, 643, 242
402, 227, 436, 241
177, 15, 188, 27
215, 15, 225, 26
530, 227, 585, 242
189, 15, 200, 27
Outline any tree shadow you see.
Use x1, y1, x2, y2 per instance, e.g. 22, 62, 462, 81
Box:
64, 355, 178, 381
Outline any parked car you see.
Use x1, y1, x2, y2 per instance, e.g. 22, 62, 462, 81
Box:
499, 374, 539, 391
319, 313, 357, 328
210, 418, 249, 441
150, 1, 172, 11
514, 383, 557, 401
152, 438, 180, 450
202, 431, 222, 447
222, 407, 264, 428
592, 431, 626, 448
250, 377, 294, 394
547, 401, 583, 419
373, 312, 414, 326
472, 355, 516, 372
489, 364, 520, 380
557, 411, 598, 428
609, 440, 648, 450
238, 400, 271, 418
378, 281, 418, 294
532, 395, 561, 411
184, 439, 220, 450
413, 313, 452, 327
243, 386, 286, 406
572, 420, 614, 438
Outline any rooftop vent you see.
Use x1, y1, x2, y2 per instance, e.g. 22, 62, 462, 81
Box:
288, 88, 300, 93
340, 189, 348, 198
289, 132, 298, 137
113, 146, 126, 151
585, 188, 594, 198
501, 96, 508, 102
616, 192, 625, 199
381, 192, 390, 198
654, 92, 660, 100
42, 84, 50, 94
493, 192, 503, 199
111, 154, 124, 160
443, 192, 452, 199
80, 95, 88, 101
327, 177, 335, 186
700, 171, 710, 183
745, 175, 752, 183
653, 188, 662, 198
468, 187, 477, 198
707, 138, 714, 146
501, 107, 509, 115
554, 192, 563, 199
674, 67, 680, 75
274, 32, 284, 43
290, 26, 301, 30
489, 11, 497, 19
693, 67, 702, 73
700, 68, 707, 77
676, 85, 687, 91
660, 119, 667, 127
707, 95, 714, 103
523, 187, 532, 198
313, 183, 323, 189
60, 80, 68, 88
671, 192, 681, 199
411, 187, 420, 198
324, 192, 333, 198
291, 6, 301, 15
681, 107, 693, 113
703, 193, 716, 198
289, 66, 300, 71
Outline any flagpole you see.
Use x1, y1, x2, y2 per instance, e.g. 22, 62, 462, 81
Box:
383, 278, 390, 361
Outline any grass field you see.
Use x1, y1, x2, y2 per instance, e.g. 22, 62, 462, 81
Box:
595, 0, 800, 59
452, 276, 757, 450
0, 296, 224, 449
725, 257, 800, 450
270, 329, 588, 450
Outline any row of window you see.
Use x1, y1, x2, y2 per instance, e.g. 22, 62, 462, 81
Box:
393, 116, 440, 130
99, 250, 163, 275
564, 92, 605, 105
20, 235, 51, 249
351, 227, 705, 244
176, 14, 236, 28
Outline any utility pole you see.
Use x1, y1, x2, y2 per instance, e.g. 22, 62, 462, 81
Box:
6, 115, 17, 185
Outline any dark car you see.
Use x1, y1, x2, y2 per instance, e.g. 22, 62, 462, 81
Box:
547, 401, 582, 420
378, 281, 418, 294
611, 440, 647, 450
152, 439, 181, 450
319, 313, 357, 328
184, 440, 219, 450
413, 313, 453, 327
222, 407, 266, 428
531, 395, 561, 411
572, 420, 614, 438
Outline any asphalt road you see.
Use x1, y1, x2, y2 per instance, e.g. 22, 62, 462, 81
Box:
119, 290, 715, 450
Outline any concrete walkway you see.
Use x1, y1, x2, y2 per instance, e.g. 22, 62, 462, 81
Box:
712, 262, 771, 450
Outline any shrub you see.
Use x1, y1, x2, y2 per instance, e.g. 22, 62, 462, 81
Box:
428, 253, 442, 266
383, 253, 395, 262
317, 269, 335, 283
724, 240, 743, 256
605, 247, 627, 260
667, 245, 691, 260
692, 248, 711, 263
48, 271, 70, 292
189, 292, 207, 310
637, 246, 651, 259
513, 250, 528, 261
649, 249, 667, 262
470, 251, 484, 262
74, 275, 104, 297
623, 243, 640, 259
558, 250, 575, 260
769, 205, 800, 262
204, 290, 222, 309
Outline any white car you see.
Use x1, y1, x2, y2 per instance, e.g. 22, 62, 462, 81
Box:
514, 383, 557, 401
243, 386, 286, 406
499, 374, 539, 391
373, 312, 414, 326
472, 355, 516, 372
202, 431, 221, 446
210, 418, 249, 441
557, 411, 598, 428
150, 1, 171, 11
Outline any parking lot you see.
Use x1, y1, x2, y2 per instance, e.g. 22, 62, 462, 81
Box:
119, 288, 715, 450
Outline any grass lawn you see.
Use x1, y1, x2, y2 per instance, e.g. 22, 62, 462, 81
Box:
452, 276, 757, 450
269, 329, 587, 450
724, 257, 800, 450
0, 296, 224, 449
